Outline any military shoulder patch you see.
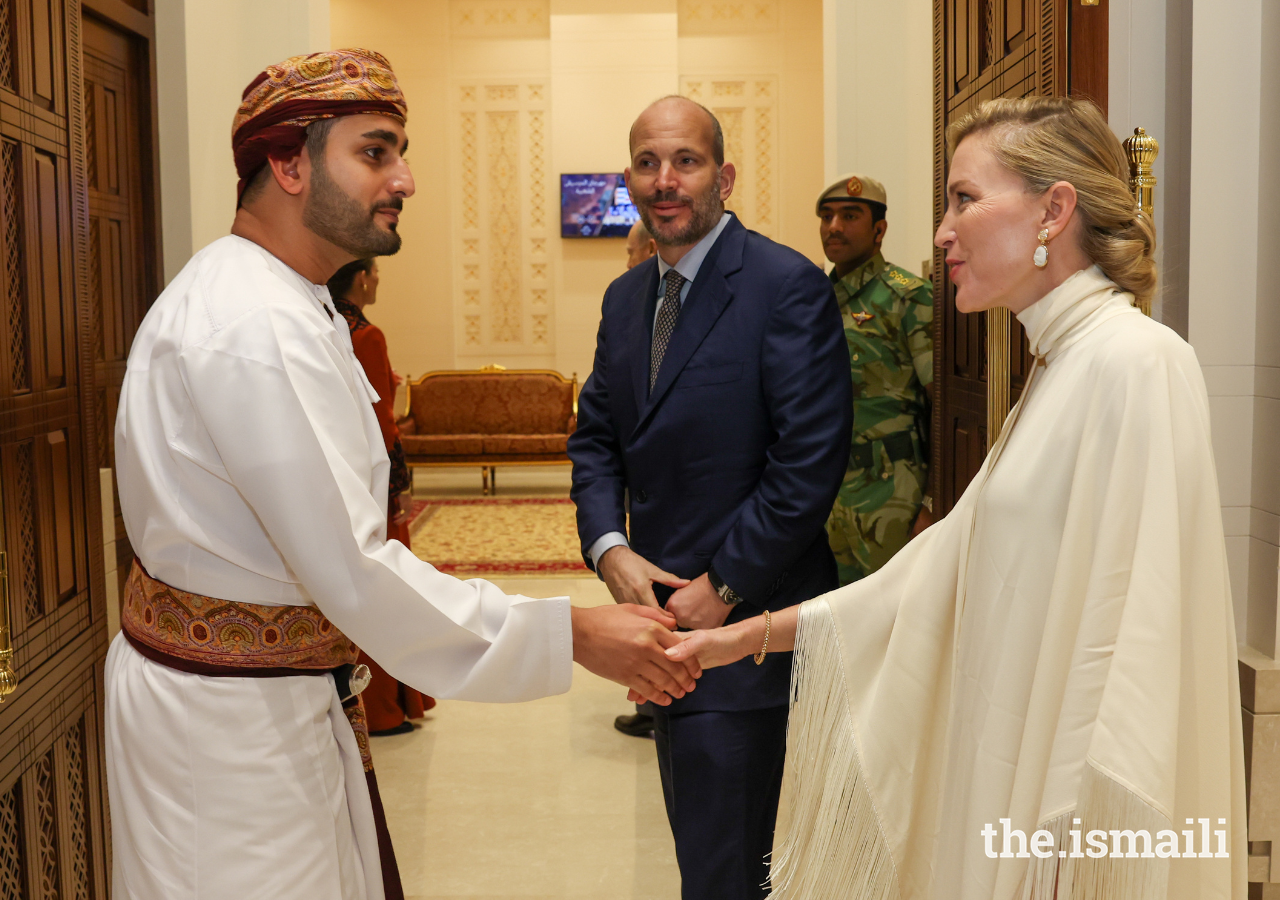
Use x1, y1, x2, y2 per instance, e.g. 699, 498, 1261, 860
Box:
880, 266, 928, 299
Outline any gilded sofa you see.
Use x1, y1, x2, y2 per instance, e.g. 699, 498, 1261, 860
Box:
397, 366, 577, 494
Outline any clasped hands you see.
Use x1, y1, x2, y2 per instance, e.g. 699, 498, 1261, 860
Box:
598, 545, 734, 630
578, 545, 738, 704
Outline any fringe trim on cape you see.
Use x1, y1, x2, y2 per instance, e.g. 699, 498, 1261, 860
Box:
1020, 762, 1171, 900
768, 598, 901, 900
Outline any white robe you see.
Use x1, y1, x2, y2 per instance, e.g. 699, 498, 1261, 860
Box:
107, 235, 573, 900
770, 268, 1247, 900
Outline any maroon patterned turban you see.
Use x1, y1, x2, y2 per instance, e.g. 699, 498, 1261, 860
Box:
232, 48, 408, 202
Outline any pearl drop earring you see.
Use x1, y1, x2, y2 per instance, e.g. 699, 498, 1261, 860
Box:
1034, 229, 1050, 268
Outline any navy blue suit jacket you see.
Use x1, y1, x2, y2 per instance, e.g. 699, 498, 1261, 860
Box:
569, 216, 853, 712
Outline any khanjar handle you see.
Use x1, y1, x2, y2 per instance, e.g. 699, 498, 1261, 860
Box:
0, 552, 16, 702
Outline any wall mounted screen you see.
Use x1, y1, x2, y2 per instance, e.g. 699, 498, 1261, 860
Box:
560, 174, 639, 238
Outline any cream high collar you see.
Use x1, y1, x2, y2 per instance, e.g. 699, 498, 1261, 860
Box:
1015, 265, 1138, 363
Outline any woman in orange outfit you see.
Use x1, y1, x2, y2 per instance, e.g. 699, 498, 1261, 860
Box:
328, 258, 436, 735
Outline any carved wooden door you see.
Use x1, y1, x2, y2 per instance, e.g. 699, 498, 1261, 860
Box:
0, 0, 158, 896
82, 11, 155, 602
931, 0, 1107, 513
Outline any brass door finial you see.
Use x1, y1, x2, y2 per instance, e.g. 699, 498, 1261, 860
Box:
1123, 127, 1159, 220
1123, 127, 1159, 315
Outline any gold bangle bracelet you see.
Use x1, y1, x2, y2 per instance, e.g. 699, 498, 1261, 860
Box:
754, 609, 771, 665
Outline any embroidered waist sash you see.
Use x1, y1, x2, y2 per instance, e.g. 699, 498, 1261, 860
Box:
121, 558, 358, 672
120, 559, 374, 767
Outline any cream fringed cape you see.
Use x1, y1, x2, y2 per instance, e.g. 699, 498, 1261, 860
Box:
771, 267, 1247, 900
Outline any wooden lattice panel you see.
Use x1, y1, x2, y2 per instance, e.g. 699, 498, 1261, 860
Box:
33, 750, 60, 899
88, 218, 102, 364
14, 441, 41, 626
0, 780, 25, 900
0, 0, 11, 91
63, 722, 90, 900
93, 389, 108, 469
2, 140, 28, 394
83, 78, 97, 190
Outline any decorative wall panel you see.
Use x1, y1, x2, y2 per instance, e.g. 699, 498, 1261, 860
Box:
678, 1, 779, 35
14, 440, 41, 626
451, 79, 551, 355
0, 703, 99, 900
487, 110, 520, 343
682, 76, 779, 237
449, 0, 549, 39
2, 138, 29, 394
63, 721, 91, 900
0, 0, 12, 90
33, 749, 59, 899
0, 780, 24, 898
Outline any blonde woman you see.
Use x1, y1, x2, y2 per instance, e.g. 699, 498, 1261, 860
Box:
666, 97, 1246, 899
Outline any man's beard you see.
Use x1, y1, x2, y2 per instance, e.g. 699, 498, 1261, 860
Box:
637, 171, 724, 247
302, 158, 403, 257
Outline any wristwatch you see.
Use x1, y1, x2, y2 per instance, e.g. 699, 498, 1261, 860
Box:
707, 566, 743, 605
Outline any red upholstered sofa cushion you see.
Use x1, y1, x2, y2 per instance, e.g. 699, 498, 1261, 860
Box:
407, 372, 573, 435
400, 371, 575, 462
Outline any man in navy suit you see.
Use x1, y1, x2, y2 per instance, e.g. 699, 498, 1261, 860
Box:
568, 97, 852, 899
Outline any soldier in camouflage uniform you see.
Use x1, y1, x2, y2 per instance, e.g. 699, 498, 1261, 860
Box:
817, 174, 934, 586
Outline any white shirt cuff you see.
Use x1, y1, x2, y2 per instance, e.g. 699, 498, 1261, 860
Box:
588, 532, 630, 574
544, 595, 574, 696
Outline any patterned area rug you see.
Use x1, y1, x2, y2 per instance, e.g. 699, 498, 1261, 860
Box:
408, 498, 589, 577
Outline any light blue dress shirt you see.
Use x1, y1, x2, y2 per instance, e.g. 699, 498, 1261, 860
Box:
588, 212, 733, 571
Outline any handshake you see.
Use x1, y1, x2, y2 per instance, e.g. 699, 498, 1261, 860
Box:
569, 603, 701, 705
569, 544, 749, 704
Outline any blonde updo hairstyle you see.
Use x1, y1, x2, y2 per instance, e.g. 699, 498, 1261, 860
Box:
947, 97, 1157, 311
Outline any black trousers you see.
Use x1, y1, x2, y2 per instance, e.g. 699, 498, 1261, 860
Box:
652, 705, 789, 900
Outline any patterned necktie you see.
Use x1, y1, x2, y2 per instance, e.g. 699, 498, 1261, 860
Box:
650, 269, 687, 393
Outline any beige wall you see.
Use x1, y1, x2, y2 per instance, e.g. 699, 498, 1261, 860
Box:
679, 1, 826, 267
328, 1, 457, 384
1185, 0, 1280, 657
1055, 0, 1276, 656
155, 0, 330, 282
330, 0, 825, 384
551, 10, 679, 381
822, 0, 933, 279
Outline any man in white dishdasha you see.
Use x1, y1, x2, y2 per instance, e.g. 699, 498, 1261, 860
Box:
106, 48, 699, 900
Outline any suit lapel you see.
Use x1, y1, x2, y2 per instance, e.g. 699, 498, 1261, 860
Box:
627, 260, 661, 418
633, 218, 746, 435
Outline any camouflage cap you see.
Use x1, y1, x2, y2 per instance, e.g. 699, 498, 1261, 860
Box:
816, 174, 888, 215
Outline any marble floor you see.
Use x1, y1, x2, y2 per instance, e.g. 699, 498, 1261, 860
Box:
374, 576, 680, 900
378, 465, 682, 898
